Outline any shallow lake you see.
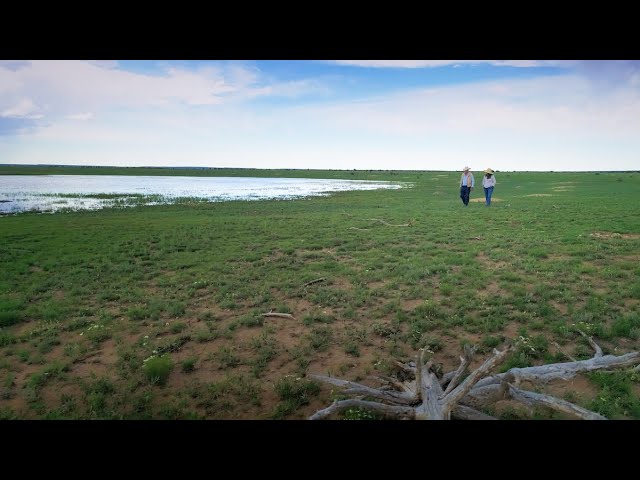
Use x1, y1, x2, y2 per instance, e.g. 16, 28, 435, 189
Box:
0, 175, 409, 214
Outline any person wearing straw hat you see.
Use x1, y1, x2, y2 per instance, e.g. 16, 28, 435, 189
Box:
482, 168, 496, 206
459, 166, 474, 206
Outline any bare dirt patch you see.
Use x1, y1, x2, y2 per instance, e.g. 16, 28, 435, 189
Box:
476, 252, 508, 270
40, 382, 85, 409
72, 358, 111, 379
329, 277, 353, 291
550, 301, 569, 316
539, 375, 598, 404
525, 194, 553, 197
480, 280, 507, 298
469, 197, 502, 203
402, 298, 426, 311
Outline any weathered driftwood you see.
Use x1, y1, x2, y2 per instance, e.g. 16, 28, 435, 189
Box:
365, 218, 411, 227
310, 345, 513, 420
309, 333, 640, 420
472, 351, 640, 389
260, 312, 296, 320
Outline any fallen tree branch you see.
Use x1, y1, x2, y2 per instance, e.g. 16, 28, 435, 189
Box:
473, 351, 640, 388
309, 339, 640, 420
365, 218, 411, 227
260, 312, 296, 320
309, 374, 415, 405
578, 330, 603, 357
507, 384, 606, 420
309, 399, 416, 420
451, 404, 498, 421
442, 346, 512, 414
442, 344, 475, 396
394, 360, 416, 374
372, 375, 413, 393
303, 277, 326, 287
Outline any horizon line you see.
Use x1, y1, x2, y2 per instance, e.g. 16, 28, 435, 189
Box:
1, 163, 639, 174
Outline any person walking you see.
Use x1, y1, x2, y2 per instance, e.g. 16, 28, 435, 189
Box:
482, 168, 496, 206
459, 166, 474, 206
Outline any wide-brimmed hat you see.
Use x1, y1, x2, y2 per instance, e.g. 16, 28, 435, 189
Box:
463, 166, 470, 171
483, 168, 494, 174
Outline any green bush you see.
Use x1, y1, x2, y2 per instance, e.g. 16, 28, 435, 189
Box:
143, 355, 173, 385
181, 357, 197, 373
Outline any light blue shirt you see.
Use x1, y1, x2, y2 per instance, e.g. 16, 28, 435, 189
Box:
460, 172, 475, 187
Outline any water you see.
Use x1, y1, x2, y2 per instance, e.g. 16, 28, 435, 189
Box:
0, 175, 409, 214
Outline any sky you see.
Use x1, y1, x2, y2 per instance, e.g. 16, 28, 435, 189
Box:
1, 60, 639, 171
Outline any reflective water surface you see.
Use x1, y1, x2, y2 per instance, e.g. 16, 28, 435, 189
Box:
0, 175, 409, 214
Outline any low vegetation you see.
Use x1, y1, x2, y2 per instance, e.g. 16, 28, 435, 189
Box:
1, 166, 639, 419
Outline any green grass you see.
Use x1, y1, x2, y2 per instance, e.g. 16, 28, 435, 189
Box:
1, 166, 639, 418
143, 355, 173, 385
272, 375, 321, 419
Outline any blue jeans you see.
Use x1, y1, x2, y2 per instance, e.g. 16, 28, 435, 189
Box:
484, 186, 494, 205
460, 186, 471, 206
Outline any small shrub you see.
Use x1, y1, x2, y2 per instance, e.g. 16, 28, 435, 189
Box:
272, 375, 320, 419
482, 335, 502, 349
170, 322, 187, 334
344, 343, 360, 357
0, 311, 23, 327
143, 355, 173, 385
181, 357, 197, 373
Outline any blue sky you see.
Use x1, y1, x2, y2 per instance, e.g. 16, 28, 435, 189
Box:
1, 60, 639, 171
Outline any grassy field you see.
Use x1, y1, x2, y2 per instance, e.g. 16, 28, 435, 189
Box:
1, 166, 639, 419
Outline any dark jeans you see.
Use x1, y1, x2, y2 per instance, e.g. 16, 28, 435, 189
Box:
460, 186, 471, 206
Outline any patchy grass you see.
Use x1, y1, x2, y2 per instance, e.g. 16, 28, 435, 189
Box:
1, 167, 639, 418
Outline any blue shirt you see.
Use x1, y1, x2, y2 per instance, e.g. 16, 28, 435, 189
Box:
460, 172, 475, 187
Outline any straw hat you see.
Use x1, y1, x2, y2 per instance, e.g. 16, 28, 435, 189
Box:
483, 168, 494, 174
463, 166, 470, 171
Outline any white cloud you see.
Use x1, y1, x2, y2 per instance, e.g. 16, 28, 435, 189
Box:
65, 112, 94, 120
331, 60, 575, 68
86, 60, 119, 69
0, 60, 31, 71
1, 98, 41, 118
0, 61, 325, 123
245, 79, 331, 99
3, 61, 640, 171
302, 74, 640, 137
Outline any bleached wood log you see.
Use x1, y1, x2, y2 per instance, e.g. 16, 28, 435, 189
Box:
473, 351, 640, 388
309, 340, 640, 420
506, 384, 606, 420
451, 405, 498, 420
260, 312, 296, 319
308, 374, 415, 405
309, 399, 416, 420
